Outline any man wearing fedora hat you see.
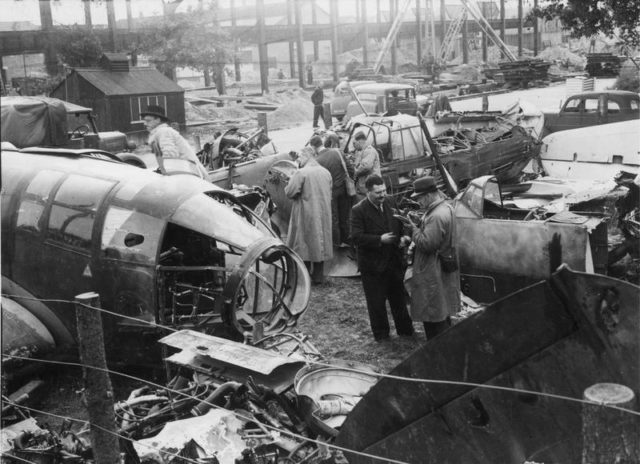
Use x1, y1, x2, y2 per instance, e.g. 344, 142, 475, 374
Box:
398, 176, 460, 340
141, 105, 209, 179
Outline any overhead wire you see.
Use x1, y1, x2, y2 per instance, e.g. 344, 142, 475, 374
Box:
3, 354, 410, 464
1, 294, 179, 334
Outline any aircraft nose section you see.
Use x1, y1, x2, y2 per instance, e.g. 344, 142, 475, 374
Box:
221, 237, 311, 339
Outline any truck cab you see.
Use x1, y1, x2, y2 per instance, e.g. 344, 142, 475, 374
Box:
1, 96, 133, 153
543, 90, 639, 135
344, 83, 420, 121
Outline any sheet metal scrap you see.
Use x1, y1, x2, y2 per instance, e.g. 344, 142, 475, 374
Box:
336, 266, 640, 463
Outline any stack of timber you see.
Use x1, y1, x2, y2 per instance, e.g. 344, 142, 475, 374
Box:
586, 53, 623, 77
485, 58, 552, 88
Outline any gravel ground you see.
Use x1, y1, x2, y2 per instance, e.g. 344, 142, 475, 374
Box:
298, 276, 425, 373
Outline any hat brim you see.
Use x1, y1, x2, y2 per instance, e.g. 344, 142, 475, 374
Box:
140, 112, 169, 121
410, 187, 437, 198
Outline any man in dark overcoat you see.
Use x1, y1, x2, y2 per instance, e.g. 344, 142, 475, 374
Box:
351, 175, 414, 341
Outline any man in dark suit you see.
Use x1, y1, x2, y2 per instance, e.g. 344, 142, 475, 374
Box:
351, 175, 414, 341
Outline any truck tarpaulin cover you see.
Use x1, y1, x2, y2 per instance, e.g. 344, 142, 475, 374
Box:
1, 96, 68, 148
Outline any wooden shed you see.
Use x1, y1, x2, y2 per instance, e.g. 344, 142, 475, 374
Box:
50, 53, 185, 136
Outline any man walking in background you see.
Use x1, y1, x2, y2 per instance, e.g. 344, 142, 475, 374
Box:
285, 147, 333, 285
311, 84, 325, 128
351, 175, 414, 341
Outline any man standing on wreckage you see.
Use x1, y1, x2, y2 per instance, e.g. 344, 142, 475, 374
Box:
396, 176, 461, 340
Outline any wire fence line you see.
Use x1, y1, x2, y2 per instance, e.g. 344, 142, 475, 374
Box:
3, 354, 410, 464
3, 293, 639, 419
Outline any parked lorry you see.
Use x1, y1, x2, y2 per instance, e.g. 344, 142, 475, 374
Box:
1, 96, 134, 153
542, 90, 639, 136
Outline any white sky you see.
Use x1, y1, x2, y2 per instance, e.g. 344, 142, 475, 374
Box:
0, 0, 531, 26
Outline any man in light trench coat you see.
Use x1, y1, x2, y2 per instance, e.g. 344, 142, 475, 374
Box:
397, 176, 460, 340
285, 147, 334, 284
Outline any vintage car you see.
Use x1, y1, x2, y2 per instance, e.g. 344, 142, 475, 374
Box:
329, 79, 377, 121
1, 146, 310, 364
343, 83, 428, 121
542, 90, 639, 136
1, 96, 133, 153
341, 111, 541, 194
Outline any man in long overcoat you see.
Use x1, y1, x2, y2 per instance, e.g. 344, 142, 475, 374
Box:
285, 147, 333, 284
399, 176, 460, 340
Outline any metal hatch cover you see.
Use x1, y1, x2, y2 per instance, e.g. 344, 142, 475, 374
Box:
160, 329, 306, 393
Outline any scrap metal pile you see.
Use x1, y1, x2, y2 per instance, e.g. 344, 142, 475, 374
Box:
2, 331, 380, 464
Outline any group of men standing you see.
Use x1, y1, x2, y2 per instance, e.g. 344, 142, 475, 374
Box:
285, 130, 460, 342
141, 104, 460, 344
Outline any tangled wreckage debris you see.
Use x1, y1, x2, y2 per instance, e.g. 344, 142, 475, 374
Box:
2, 330, 377, 464
3, 267, 638, 464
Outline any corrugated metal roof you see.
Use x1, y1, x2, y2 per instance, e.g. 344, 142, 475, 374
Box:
73, 68, 184, 96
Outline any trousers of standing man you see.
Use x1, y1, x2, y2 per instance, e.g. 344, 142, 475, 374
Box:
332, 192, 353, 246
361, 266, 414, 340
313, 104, 325, 128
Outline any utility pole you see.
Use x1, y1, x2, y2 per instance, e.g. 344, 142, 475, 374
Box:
429, 0, 436, 59
287, 0, 296, 78
462, 15, 468, 64
500, 0, 507, 58
533, 0, 539, 55
39, 0, 57, 75
83, 0, 92, 29
106, 0, 117, 51
312, 0, 319, 61
257, 0, 269, 93
125, 0, 133, 31
295, 0, 305, 87
330, 0, 339, 82
416, 0, 422, 68
439, 0, 446, 46
390, 0, 397, 74
362, 0, 369, 66
517, 0, 523, 57
231, 0, 241, 82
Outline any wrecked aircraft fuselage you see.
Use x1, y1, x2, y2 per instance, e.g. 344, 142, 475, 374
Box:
454, 176, 609, 302
1, 147, 310, 362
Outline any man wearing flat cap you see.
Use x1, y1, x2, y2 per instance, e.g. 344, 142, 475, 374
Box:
398, 176, 460, 340
142, 105, 209, 179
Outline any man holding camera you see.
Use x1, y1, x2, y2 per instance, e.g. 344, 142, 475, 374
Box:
397, 176, 460, 340
351, 175, 414, 341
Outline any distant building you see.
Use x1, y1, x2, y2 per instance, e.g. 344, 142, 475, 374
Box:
50, 53, 185, 138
